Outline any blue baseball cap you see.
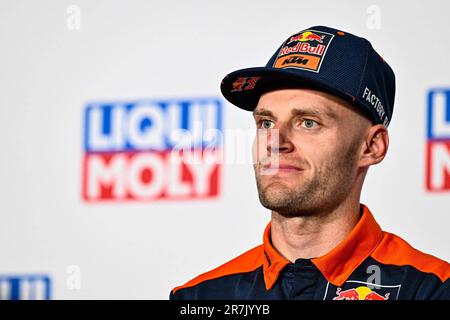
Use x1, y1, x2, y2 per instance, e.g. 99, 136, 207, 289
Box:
220, 26, 396, 127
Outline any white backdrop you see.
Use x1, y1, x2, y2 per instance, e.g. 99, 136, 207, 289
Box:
0, 0, 449, 299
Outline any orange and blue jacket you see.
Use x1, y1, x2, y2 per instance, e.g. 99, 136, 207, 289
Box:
170, 204, 450, 300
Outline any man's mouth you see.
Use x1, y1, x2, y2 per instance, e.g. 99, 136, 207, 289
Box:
261, 163, 303, 175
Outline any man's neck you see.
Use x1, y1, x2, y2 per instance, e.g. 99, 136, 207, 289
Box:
270, 200, 361, 262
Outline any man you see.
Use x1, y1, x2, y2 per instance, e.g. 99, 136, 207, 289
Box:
170, 26, 450, 300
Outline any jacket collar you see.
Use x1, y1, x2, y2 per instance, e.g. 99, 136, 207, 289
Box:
262, 204, 383, 290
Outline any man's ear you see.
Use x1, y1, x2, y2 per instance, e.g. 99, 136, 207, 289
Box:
359, 124, 389, 167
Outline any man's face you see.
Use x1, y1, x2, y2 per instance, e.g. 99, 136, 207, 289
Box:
252, 88, 371, 217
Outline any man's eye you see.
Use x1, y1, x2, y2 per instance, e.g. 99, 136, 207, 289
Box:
259, 120, 275, 129
302, 119, 318, 129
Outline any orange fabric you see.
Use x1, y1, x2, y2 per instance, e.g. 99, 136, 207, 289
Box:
262, 222, 290, 290
173, 204, 450, 295
172, 245, 265, 295
371, 232, 450, 283
311, 204, 384, 287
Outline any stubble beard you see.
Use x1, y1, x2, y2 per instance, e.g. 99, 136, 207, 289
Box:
254, 141, 360, 218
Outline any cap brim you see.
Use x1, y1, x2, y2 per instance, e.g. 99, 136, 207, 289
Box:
220, 67, 357, 112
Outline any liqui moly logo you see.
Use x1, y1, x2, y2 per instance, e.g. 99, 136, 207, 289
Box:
426, 89, 450, 191
82, 97, 224, 201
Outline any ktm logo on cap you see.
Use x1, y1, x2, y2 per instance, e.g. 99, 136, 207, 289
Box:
274, 30, 334, 73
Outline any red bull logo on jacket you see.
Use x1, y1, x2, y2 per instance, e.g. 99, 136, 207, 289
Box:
326, 281, 401, 300
426, 89, 450, 191
333, 286, 390, 300
82, 97, 223, 202
273, 29, 334, 72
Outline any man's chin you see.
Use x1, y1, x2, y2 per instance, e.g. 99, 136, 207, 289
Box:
258, 196, 306, 217
258, 182, 284, 196
259, 179, 299, 192
256, 182, 316, 217
258, 194, 317, 218
258, 185, 298, 207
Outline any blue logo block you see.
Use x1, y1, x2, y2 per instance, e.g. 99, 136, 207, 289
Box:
0, 275, 51, 300
427, 89, 450, 140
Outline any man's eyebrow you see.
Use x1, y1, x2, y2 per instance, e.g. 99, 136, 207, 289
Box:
290, 107, 338, 120
253, 107, 338, 121
252, 109, 277, 120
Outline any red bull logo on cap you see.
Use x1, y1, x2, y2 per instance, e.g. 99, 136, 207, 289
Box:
287, 31, 325, 44
274, 29, 334, 72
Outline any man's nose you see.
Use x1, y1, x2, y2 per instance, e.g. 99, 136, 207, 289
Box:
266, 124, 294, 154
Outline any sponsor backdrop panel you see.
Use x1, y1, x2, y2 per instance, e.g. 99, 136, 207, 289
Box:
0, 0, 448, 299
